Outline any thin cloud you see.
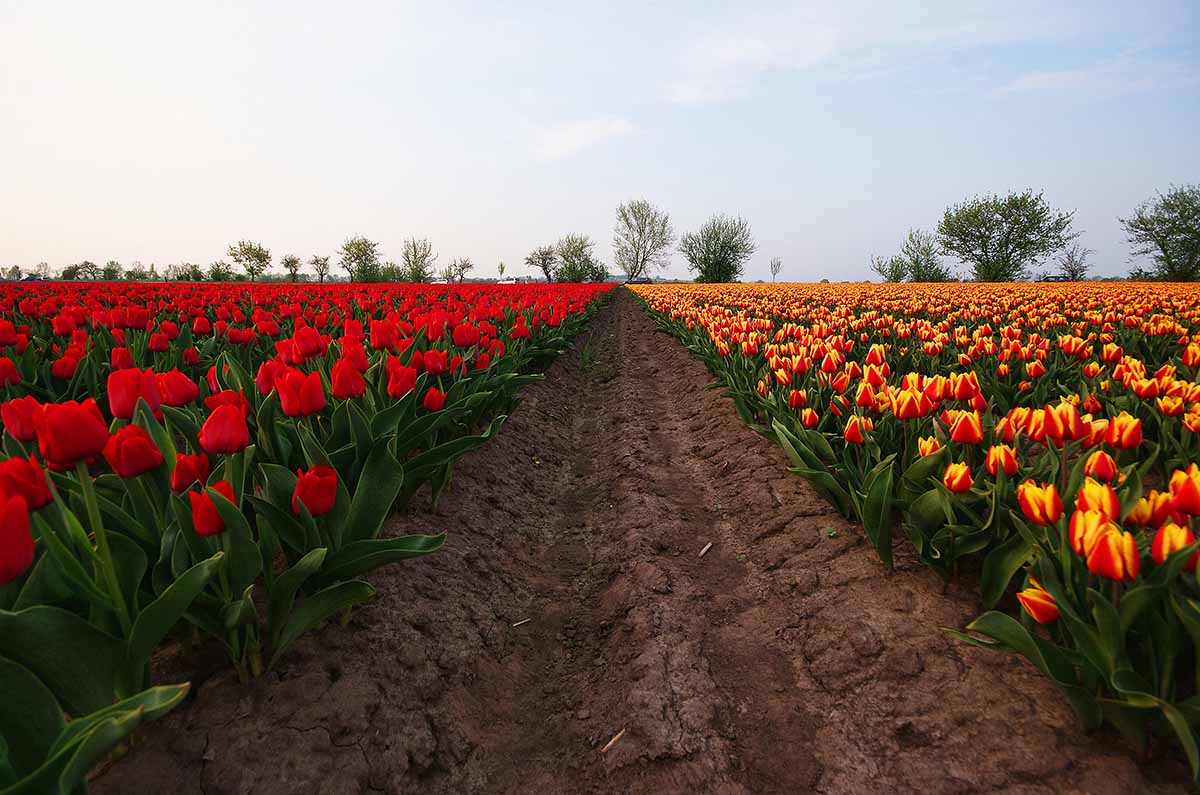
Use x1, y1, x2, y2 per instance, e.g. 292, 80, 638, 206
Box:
530, 118, 635, 161
998, 52, 1176, 96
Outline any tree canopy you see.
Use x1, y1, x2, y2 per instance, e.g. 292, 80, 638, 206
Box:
1120, 184, 1200, 281
613, 199, 675, 280
227, 240, 271, 281
937, 191, 1075, 281
679, 214, 756, 283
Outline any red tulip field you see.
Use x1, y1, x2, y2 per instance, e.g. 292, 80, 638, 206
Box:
2, 281, 1199, 793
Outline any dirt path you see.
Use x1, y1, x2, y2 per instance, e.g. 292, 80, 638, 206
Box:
96, 290, 1188, 794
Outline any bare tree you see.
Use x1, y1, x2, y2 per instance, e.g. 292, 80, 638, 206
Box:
227, 240, 271, 281
1057, 244, 1092, 281
769, 257, 782, 282
309, 255, 331, 283
281, 254, 302, 282
613, 199, 675, 280
444, 257, 474, 282
525, 245, 558, 282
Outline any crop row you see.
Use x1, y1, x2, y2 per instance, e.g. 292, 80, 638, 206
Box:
0, 281, 612, 793
632, 281, 1200, 778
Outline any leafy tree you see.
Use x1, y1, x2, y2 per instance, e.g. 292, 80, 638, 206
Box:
1057, 244, 1092, 281
380, 261, 403, 282
613, 199, 675, 280
1119, 184, 1200, 281
175, 262, 205, 281
497, 261, 506, 279
309, 255, 331, 283
60, 264, 83, 280
125, 262, 149, 281
102, 260, 123, 280
208, 260, 234, 282
34, 262, 51, 278
937, 191, 1075, 281
556, 234, 605, 282
769, 257, 782, 282
871, 255, 907, 283
281, 254, 302, 282
338, 236, 381, 282
3, 266, 20, 280
680, 215, 756, 283
525, 245, 558, 282
400, 238, 438, 282
901, 229, 953, 282
226, 240, 271, 282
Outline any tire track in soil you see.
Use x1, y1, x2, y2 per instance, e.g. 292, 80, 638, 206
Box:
95, 290, 1189, 794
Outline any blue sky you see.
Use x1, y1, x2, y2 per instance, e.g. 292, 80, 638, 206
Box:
1, 0, 1197, 281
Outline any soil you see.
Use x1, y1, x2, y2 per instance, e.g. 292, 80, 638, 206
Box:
94, 290, 1190, 794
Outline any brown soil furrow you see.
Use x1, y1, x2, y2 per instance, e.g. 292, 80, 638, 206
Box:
95, 289, 1188, 794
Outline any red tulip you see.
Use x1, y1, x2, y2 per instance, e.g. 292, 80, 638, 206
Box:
276, 369, 326, 417
1017, 481, 1063, 526
1087, 529, 1140, 582
156, 369, 200, 407
0, 357, 20, 386
1016, 579, 1059, 625
199, 404, 250, 454
188, 480, 235, 536
331, 358, 366, 399
0, 495, 34, 585
292, 465, 338, 517
422, 349, 448, 375
111, 347, 134, 370
423, 386, 446, 412
984, 444, 1018, 477
203, 389, 249, 417
0, 456, 52, 510
2, 396, 40, 443
171, 453, 210, 492
33, 399, 111, 469
386, 357, 418, 399
943, 462, 973, 493
107, 367, 161, 420
103, 425, 164, 478
1170, 464, 1200, 516
1152, 521, 1198, 571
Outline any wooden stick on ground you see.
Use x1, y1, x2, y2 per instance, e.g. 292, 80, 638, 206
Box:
601, 728, 626, 753
699, 542, 713, 557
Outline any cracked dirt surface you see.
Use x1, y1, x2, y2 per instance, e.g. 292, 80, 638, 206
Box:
94, 290, 1190, 794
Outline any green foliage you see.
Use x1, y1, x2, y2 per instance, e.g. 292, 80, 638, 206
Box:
937, 191, 1075, 281
901, 229, 954, 282
338, 236, 381, 282
281, 254, 302, 282
101, 260, 123, 280
207, 260, 234, 282
400, 238, 438, 283
555, 234, 606, 282
871, 254, 907, 283
1120, 184, 1200, 281
679, 214, 756, 283
227, 240, 271, 282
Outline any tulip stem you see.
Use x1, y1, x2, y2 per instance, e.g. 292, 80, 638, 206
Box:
76, 460, 134, 638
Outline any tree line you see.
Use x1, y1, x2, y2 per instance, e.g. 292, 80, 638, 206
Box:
871, 184, 1200, 283
8, 184, 1196, 284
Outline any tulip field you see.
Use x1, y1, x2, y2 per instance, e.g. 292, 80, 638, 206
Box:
632, 282, 1200, 779
0, 280, 612, 792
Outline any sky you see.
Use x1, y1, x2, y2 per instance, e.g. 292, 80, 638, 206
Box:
1, 0, 1197, 282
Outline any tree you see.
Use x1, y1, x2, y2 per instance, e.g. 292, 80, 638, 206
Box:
400, 238, 438, 282
339, 236, 381, 282
1119, 185, 1200, 281
613, 199, 675, 280
937, 191, 1075, 282
227, 240, 271, 281
1057, 244, 1092, 281
208, 260, 234, 282
525, 245, 558, 282
309, 255, 331, 283
34, 262, 51, 278
102, 260, 123, 280
60, 264, 83, 280
125, 262, 149, 281
900, 229, 953, 282
444, 257, 473, 282
556, 234, 606, 282
769, 257, 782, 282
379, 261, 403, 281
281, 254, 302, 282
497, 261, 506, 279
679, 214, 756, 283
871, 255, 907, 283
3, 266, 20, 280
175, 262, 205, 281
